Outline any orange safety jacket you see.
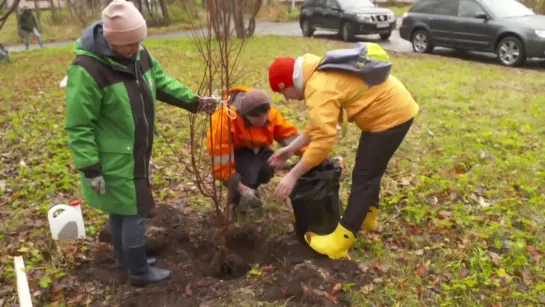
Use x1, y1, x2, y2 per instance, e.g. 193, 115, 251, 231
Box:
206, 86, 306, 181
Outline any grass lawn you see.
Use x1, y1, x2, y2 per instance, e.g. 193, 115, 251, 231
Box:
1, 35, 544, 306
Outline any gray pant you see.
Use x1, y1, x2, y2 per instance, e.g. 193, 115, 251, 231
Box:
109, 213, 146, 250
22, 27, 43, 50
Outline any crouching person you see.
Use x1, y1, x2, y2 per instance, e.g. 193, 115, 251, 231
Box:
64, 0, 216, 286
207, 86, 306, 220
267, 42, 419, 259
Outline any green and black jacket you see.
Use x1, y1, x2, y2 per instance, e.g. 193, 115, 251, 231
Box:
64, 21, 200, 216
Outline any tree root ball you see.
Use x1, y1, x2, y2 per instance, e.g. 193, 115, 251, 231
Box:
208, 248, 251, 280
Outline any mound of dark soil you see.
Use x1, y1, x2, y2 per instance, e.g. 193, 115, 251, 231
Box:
71, 204, 371, 306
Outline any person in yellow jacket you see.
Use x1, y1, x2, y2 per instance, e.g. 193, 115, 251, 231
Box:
207, 86, 306, 220
267, 42, 419, 259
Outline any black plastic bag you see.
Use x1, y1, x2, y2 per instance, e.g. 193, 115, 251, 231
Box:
289, 158, 342, 243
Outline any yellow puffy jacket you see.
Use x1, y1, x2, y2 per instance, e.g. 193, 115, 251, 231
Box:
299, 53, 419, 169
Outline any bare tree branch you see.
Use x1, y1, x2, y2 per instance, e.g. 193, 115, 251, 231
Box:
0, 0, 21, 31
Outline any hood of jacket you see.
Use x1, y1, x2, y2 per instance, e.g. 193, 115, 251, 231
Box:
72, 21, 122, 64
293, 53, 323, 99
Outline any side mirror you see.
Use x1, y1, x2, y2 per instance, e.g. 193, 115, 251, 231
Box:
475, 12, 488, 19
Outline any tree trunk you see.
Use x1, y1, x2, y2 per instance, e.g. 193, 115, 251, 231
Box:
232, 0, 245, 39
0, 0, 21, 32
246, 0, 262, 37
33, 0, 41, 26
158, 0, 170, 25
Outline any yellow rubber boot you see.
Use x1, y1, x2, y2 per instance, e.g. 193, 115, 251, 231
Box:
304, 223, 355, 260
362, 206, 379, 232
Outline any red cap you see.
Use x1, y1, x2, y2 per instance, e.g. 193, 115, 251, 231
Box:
70, 200, 80, 206
268, 57, 296, 93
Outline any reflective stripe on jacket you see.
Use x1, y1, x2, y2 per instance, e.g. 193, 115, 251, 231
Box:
207, 86, 304, 181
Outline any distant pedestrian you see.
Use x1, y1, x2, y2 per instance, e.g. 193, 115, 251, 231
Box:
0, 43, 9, 63
18, 7, 43, 50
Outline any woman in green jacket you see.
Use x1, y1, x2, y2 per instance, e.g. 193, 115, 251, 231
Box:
64, 0, 216, 286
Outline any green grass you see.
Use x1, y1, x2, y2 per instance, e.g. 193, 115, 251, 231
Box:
1, 35, 544, 306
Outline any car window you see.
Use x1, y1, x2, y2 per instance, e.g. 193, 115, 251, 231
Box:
434, 0, 458, 16
479, 0, 534, 18
337, 0, 375, 10
410, 0, 459, 16
410, 0, 438, 14
326, 0, 340, 9
315, 0, 326, 7
458, 0, 485, 17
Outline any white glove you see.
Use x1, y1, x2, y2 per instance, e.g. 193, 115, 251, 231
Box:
240, 187, 262, 207
86, 175, 106, 195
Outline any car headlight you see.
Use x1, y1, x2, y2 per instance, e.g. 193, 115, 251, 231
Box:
389, 12, 396, 22
535, 30, 545, 38
357, 14, 372, 22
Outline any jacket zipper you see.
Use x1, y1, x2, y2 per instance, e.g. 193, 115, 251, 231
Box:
135, 62, 149, 178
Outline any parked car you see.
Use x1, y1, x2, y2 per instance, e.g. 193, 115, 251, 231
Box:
399, 0, 545, 67
299, 0, 397, 42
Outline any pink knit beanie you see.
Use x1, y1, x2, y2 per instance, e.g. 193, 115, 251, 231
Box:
102, 0, 147, 45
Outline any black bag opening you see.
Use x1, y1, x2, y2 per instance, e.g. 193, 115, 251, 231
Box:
289, 158, 342, 243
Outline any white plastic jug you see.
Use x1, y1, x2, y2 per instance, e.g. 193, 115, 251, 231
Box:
48, 200, 86, 240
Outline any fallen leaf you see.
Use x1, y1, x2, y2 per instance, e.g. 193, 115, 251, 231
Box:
459, 268, 469, 278
361, 284, 375, 295
514, 269, 532, 282
261, 265, 274, 272
323, 291, 339, 303
489, 251, 501, 267
301, 283, 309, 293
358, 263, 369, 273
414, 261, 429, 277
373, 278, 383, 284
437, 210, 452, 218
185, 283, 192, 296
331, 283, 342, 295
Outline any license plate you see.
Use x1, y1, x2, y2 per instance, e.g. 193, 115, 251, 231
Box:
377, 22, 389, 28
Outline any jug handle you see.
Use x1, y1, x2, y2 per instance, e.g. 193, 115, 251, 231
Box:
48, 204, 74, 221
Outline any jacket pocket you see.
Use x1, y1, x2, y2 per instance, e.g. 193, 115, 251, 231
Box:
97, 138, 135, 180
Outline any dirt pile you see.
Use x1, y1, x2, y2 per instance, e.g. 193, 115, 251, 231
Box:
71, 204, 371, 306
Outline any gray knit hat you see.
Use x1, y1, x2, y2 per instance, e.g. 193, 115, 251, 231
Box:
239, 89, 271, 116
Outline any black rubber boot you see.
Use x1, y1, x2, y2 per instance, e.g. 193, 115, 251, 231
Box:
126, 245, 171, 286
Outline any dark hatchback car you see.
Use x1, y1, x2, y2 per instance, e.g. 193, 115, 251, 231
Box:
299, 0, 397, 42
399, 0, 545, 67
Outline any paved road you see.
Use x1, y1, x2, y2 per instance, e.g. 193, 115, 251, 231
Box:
6, 20, 543, 69
5, 19, 413, 53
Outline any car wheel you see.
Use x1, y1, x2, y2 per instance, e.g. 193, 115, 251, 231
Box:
341, 22, 354, 42
497, 36, 526, 67
380, 32, 391, 41
301, 19, 315, 38
411, 29, 433, 53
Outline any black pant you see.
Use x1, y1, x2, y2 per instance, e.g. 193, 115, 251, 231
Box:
230, 146, 275, 204
341, 118, 414, 234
